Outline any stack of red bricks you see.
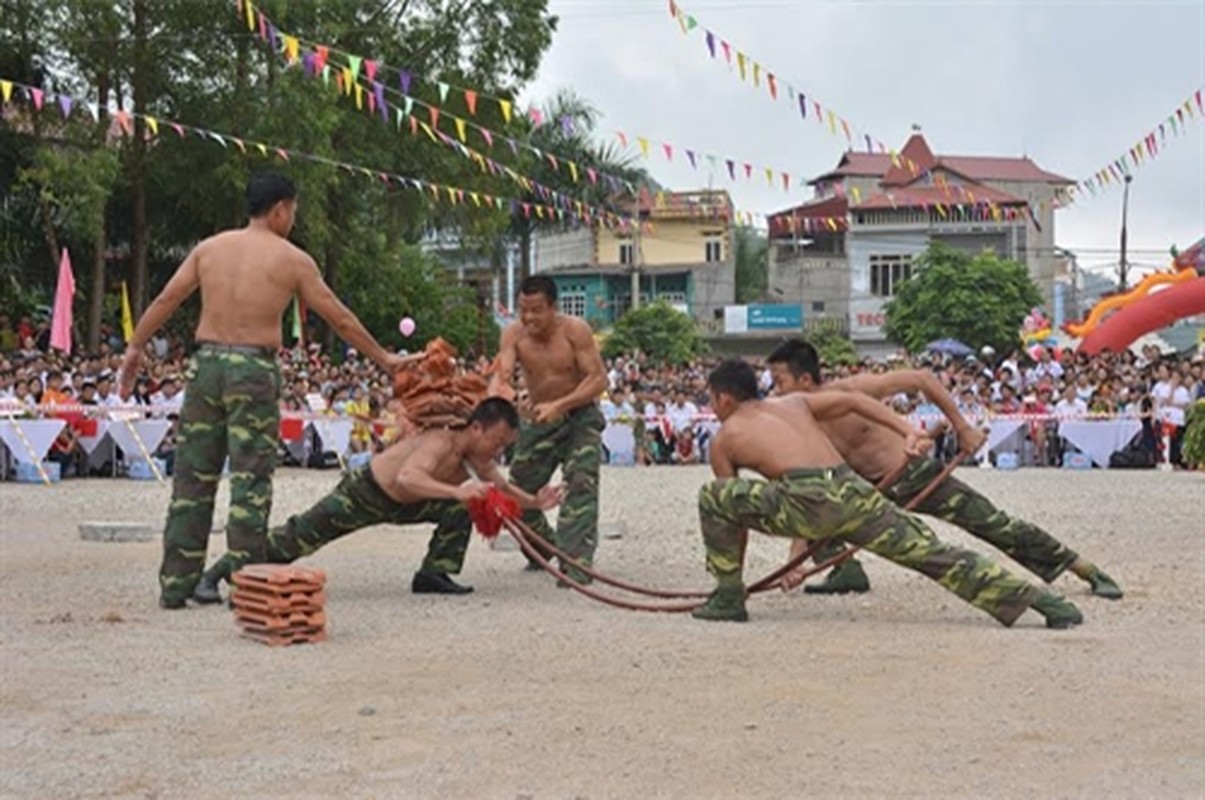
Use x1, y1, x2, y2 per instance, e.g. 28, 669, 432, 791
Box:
230, 564, 327, 646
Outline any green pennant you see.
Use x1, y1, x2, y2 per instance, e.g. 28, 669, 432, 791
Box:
347, 55, 362, 78
438, 82, 449, 103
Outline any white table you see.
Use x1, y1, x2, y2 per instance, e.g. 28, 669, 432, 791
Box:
0, 419, 67, 464
1058, 419, 1143, 468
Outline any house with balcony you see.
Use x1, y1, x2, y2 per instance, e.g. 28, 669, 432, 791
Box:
532, 190, 736, 328
768, 133, 1073, 357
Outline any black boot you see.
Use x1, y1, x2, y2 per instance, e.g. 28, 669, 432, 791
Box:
192, 572, 224, 605
804, 560, 871, 594
411, 572, 474, 595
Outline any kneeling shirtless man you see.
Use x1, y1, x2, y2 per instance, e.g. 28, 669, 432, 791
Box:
194, 398, 562, 602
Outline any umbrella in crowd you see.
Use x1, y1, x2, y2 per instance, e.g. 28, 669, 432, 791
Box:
925, 338, 975, 357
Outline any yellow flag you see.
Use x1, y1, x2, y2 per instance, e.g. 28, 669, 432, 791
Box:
0, 81, 13, 103
120, 282, 135, 343
284, 36, 300, 64
454, 117, 467, 142
568, 161, 579, 183
737, 53, 747, 81
354, 83, 363, 110
826, 110, 836, 134
637, 137, 650, 157
499, 99, 513, 123
245, 0, 255, 30
146, 116, 159, 135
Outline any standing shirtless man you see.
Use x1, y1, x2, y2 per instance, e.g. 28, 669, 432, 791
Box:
487, 275, 608, 583
765, 339, 1122, 599
119, 172, 410, 609
693, 359, 1083, 629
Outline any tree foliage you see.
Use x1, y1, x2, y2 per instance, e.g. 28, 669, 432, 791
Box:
883, 244, 1043, 354
809, 326, 860, 367
733, 225, 767, 303
601, 301, 706, 365
0, 0, 599, 356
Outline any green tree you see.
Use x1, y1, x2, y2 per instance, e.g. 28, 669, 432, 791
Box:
809, 326, 860, 366
601, 301, 705, 365
733, 225, 767, 303
883, 243, 1043, 354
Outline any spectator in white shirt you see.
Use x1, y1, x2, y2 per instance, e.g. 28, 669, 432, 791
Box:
1073, 372, 1096, 404
600, 389, 634, 423
1152, 369, 1190, 466
1054, 385, 1088, 418
151, 376, 184, 416
666, 390, 698, 435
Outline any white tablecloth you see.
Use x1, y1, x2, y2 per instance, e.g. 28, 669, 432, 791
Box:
1058, 419, 1143, 468
982, 420, 1027, 457
0, 419, 67, 464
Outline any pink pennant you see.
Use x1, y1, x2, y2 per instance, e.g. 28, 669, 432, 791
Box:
464, 89, 478, 115
721, 41, 731, 63
481, 128, 493, 148
29, 87, 44, 110
364, 59, 378, 81
276, 148, 289, 161
617, 131, 628, 148
529, 107, 543, 126
171, 123, 185, 137
662, 143, 673, 161
743, 163, 752, 178
586, 167, 598, 184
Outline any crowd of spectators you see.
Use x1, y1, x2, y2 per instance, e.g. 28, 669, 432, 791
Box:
2, 307, 1202, 479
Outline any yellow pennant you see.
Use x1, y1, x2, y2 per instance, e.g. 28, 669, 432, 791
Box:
341, 67, 353, 95
471, 192, 481, 207
752, 62, 761, 87
826, 109, 836, 134
354, 83, 363, 110
851, 186, 861, 204
535, 205, 545, 220
499, 99, 512, 123
737, 53, 747, 81
257, 143, 267, 156
245, 0, 255, 30
764, 167, 773, 185
419, 122, 438, 143
454, 117, 467, 142
568, 161, 579, 183
446, 186, 457, 203
284, 36, 300, 64
637, 137, 650, 157
0, 81, 12, 103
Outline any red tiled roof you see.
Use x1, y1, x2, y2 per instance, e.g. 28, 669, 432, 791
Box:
938, 155, 1072, 185
768, 195, 848, 221
880, 134, 938, 186
853, 184, 1026, 210
809, 152, 894, 183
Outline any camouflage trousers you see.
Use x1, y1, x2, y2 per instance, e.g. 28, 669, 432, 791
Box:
509, 403, 604, 567
698, 466, 1041, 626
159, 345, 280, 604
203, 466, 471, 583
813, 457, 1078, 583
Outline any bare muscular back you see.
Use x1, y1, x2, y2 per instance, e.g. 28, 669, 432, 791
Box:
192, 228, 311, 348
817, 414, 908, 482
370, 429, 470, 504
717, 396, 847, 479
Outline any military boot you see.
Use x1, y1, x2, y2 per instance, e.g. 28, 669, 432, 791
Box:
804, 559, 871, 595
1031, 593, 1084, 629
691, 586, 749, 622
192, 572, 224, 605
1086, 568, 1123, 600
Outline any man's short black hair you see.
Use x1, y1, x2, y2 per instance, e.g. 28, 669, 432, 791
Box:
246, 172, 297, 217
707, 360, 759, 402
766, 339, 822, 384
519, 275, 557, 304
468, 397, 520, 430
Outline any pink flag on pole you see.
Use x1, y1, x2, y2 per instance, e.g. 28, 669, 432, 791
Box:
50, 248, 75, 354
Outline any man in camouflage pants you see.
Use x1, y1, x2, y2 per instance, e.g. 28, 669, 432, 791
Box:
693, 360, 1083, 629
765, 339, 1122, 599
196, 397, 562, 597
488, 276, 608, 584
118, 172, 408, 609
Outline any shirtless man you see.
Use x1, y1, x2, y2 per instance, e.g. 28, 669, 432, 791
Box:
693, 359, 1083, 629
118, 172, 410, 609
194, 399, 562, 599
487, 275, 608, 583
766, 339, 1122, 599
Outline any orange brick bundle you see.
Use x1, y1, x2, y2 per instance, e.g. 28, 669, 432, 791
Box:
393, 337, 489, 429
230, 564, 328, 647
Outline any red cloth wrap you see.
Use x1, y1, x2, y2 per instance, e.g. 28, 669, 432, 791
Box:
467, 487, 522, 538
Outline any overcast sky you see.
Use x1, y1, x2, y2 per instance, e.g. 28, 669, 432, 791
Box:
522, 0, 1205, 275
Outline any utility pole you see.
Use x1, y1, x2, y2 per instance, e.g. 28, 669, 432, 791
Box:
1119, 174, 1132, 291
630, 208, 643, 313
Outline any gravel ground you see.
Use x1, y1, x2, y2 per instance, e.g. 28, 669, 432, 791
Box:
0, 465, 1201, 799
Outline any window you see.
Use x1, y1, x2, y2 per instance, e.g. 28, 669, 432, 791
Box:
869, 254, 913, 297
619, 240, 634, 266
704, 232, 723, 263
559, 292, 587, 318
658, 291, 687, 306
812, 300, 826, 312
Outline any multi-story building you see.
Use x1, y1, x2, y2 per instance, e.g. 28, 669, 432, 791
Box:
768, 133, 1072, 357
533, 190, 735, 328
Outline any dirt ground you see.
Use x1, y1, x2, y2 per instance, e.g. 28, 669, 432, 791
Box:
1, 465, 1202, 799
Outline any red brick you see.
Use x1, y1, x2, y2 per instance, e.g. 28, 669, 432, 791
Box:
231, 587, 326, 614
241, 628, 328, 647
235, 608, 327, 631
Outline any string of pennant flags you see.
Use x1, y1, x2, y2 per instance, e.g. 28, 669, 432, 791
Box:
669, 0, 1202, 211
667, 0, 925, 176
0, 77, 638, 230
1064, 87, 1202, 205
243, 0, 815, 201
